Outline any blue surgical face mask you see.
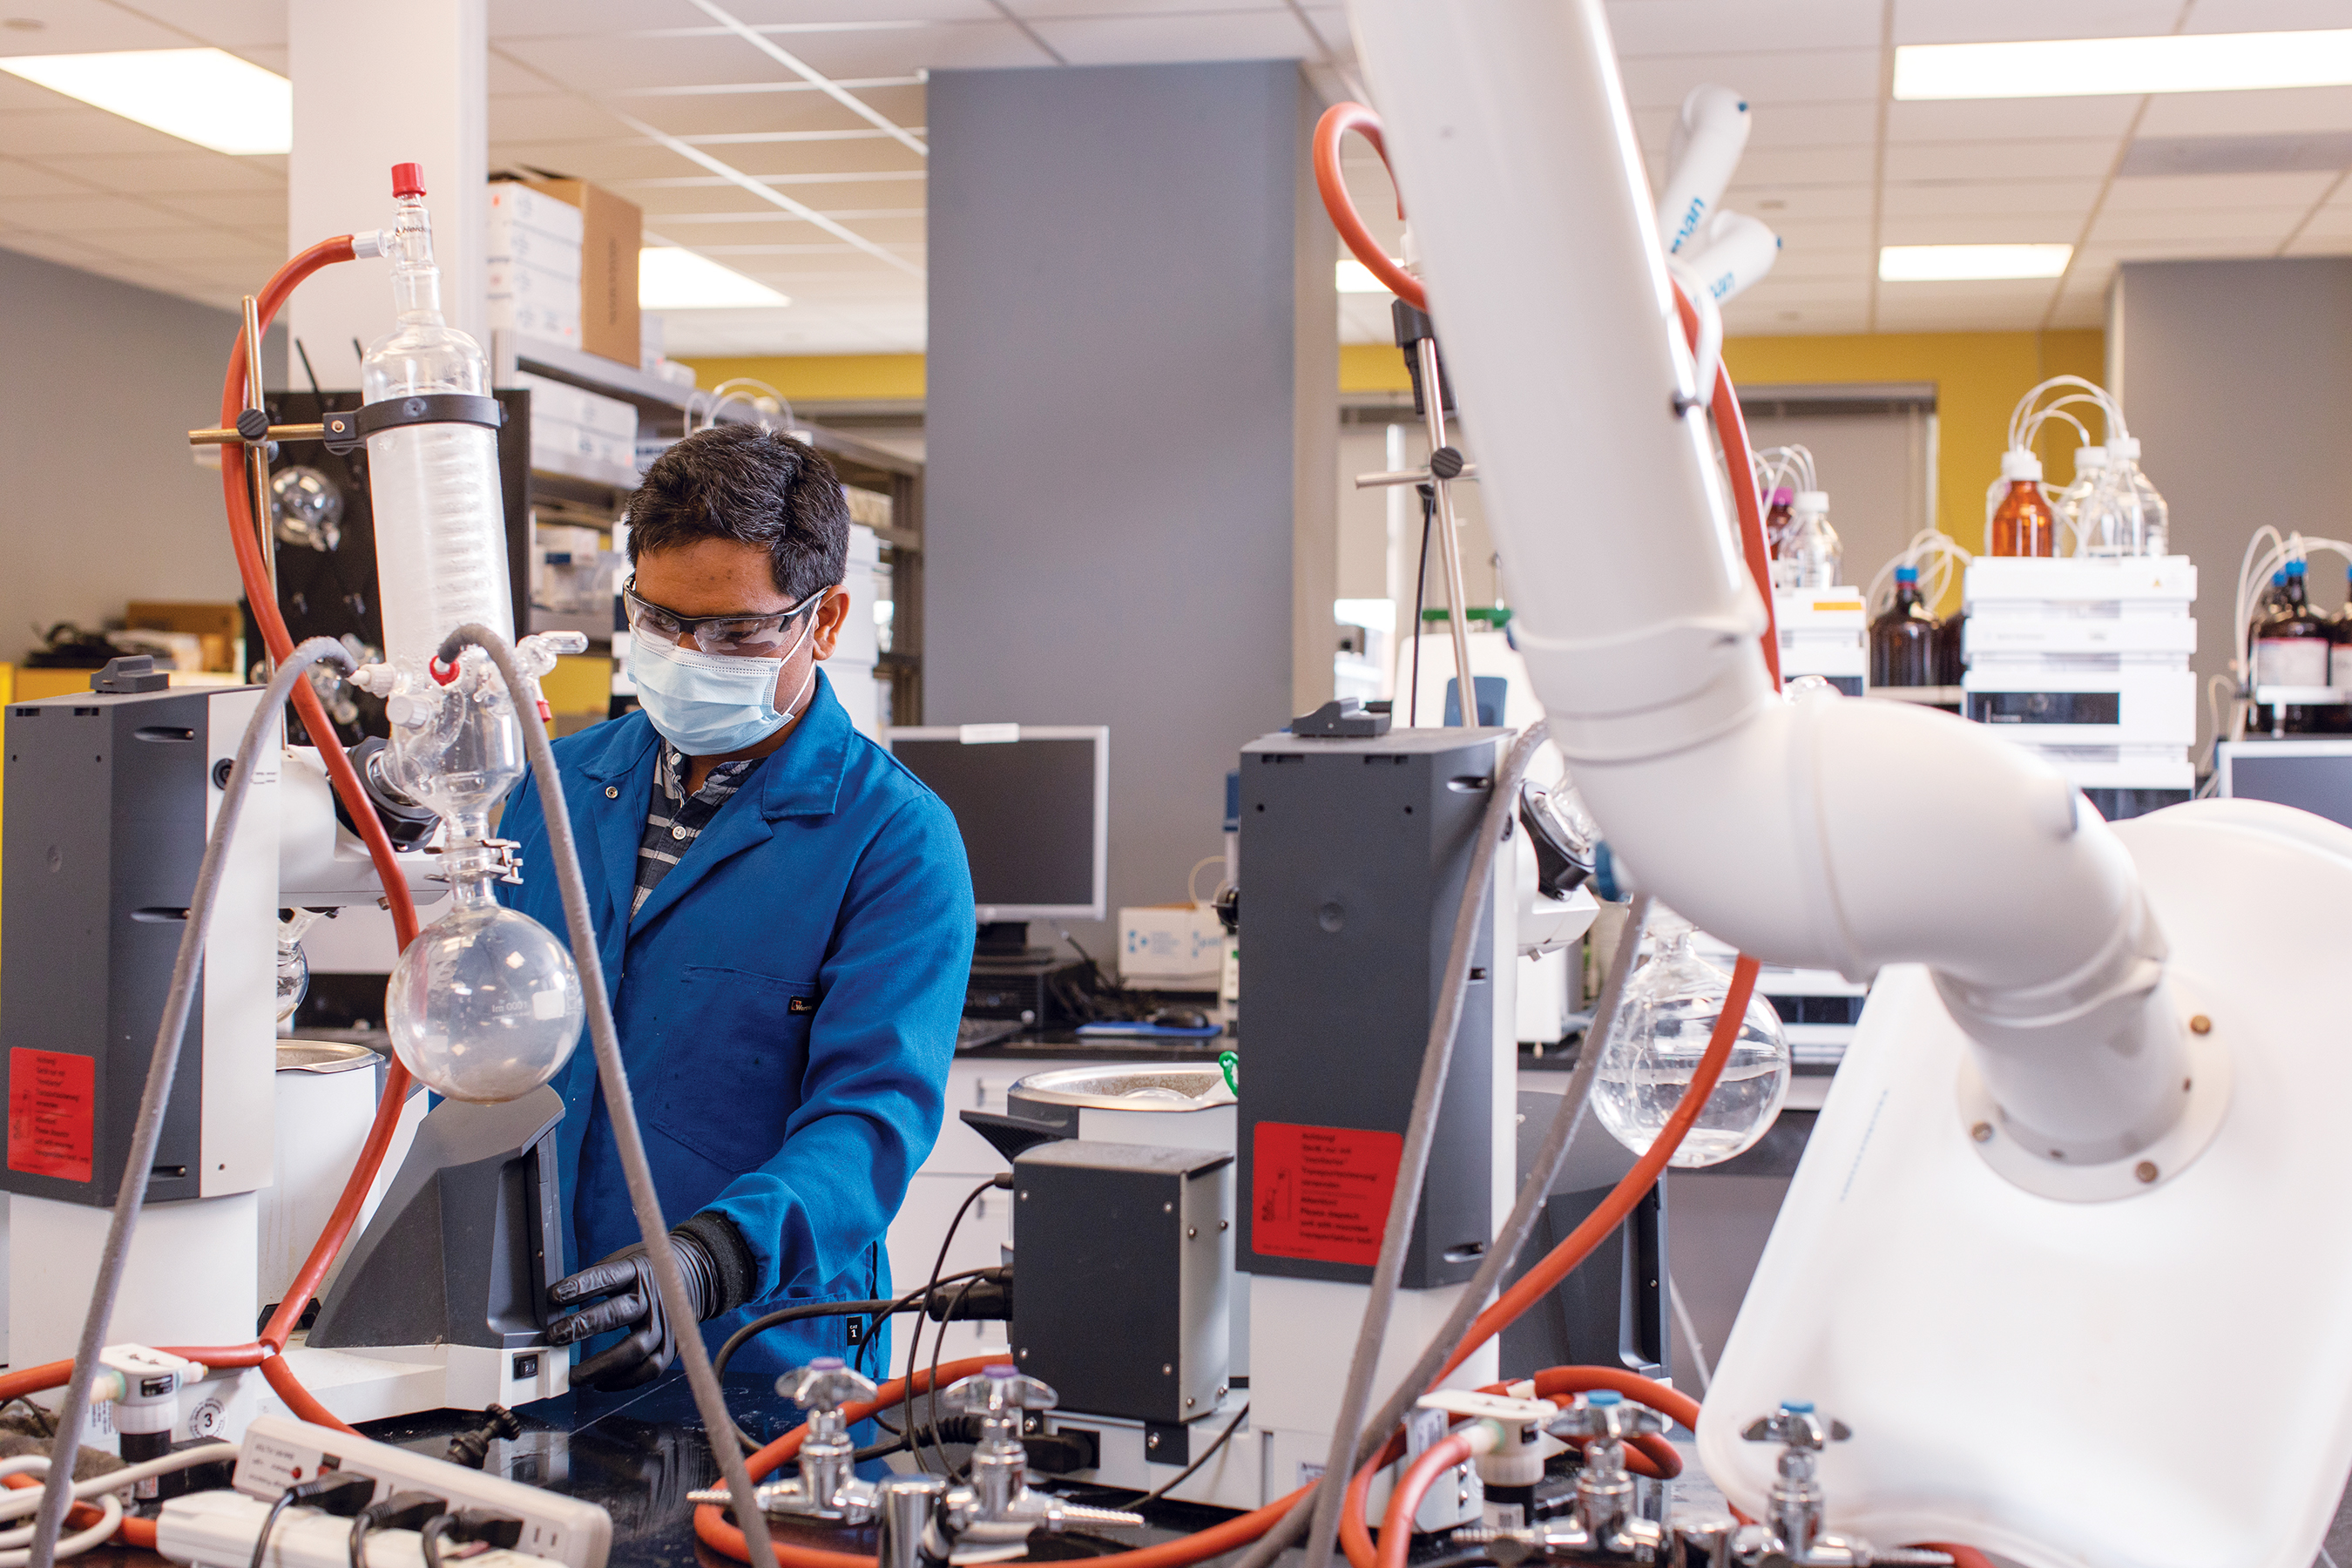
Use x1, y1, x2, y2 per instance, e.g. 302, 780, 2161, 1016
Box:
631, 609, 819, 756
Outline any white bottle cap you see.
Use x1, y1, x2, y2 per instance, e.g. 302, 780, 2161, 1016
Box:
1794, 489, 1828, 515
2108, 435, 2140, 460
2000, 448, 2043, 482
2075, 444, 2107, 468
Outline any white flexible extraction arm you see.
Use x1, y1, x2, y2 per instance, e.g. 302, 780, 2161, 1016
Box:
1344, 0, 2186, 1170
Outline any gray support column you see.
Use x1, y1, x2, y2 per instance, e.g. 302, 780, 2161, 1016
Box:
926, 61, 1336, 950
2110, 260, 2352, 760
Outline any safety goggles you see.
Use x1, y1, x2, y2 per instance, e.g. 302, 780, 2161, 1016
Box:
622, 578, 827, 657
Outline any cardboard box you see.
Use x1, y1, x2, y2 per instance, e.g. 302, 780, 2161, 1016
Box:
1119, 904, 1227, 988
523, 178, 640, 368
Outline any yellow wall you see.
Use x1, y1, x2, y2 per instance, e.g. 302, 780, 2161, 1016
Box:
697, 333, 2107, 563
675, 355, 925, 402
1725, 330, 2105, 558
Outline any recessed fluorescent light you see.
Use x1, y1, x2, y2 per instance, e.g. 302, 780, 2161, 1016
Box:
1336, 259, 1392, 294
1879, 244, 2072, 281
1895, 30, 2352, 99
0, 48, 290, 154
639, 247, 790, 310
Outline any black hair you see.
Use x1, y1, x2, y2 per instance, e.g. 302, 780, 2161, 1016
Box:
625, 424, 849, 602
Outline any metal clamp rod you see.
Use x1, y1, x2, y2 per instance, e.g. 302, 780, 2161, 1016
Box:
1416, 335, 1479, 729
1355, 463, 1479, 489
187, 423, 329, 446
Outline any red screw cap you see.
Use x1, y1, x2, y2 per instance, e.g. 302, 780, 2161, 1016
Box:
391, 162, 426, 198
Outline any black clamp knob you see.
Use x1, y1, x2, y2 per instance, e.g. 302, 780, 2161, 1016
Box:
235, 408, 271, 443
1429, 445, 1465, 480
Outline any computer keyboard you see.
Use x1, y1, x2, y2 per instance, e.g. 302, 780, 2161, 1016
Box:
956, 1017, 1028, 1051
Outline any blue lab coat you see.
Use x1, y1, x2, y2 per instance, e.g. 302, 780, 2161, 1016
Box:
495, 671, 975, 1376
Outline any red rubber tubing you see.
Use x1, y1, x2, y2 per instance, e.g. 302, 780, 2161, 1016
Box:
1375, 1431, 1476, 1568
1670, 279, 1781, 687
1313, 104, 1425, 310
1442, 954, 1760, 1381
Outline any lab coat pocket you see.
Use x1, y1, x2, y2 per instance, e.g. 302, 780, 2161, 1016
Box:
640, 964, 817, 1178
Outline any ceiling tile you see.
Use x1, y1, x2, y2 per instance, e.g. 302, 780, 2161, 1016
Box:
2135, 86, 2352, 139
30, 149, 283, 194
1876, 212, 2080, 243
1724, 181, 1876, 220
2102, 169, 2338, 210
0, 190, 186, 231
1604, 0, 1882, 57
159, 1, 291, 49
1025, 11, 1324, 65
1617, 49, 1880, 108
1883, 139, 2119, 182
0, 1, 201, 53
1741, 101, 1881, 149
1004, 0, 1290, 18
0, 158, 92, 198
2078, 234, 2284, 264
1879, 178, 2102, 215
1890, 0, 2182, 45
2180, 0, 2352, 31
2091, 204, 2310, 242
0, 105, 231, 157
143, 192, 287, 230
2287, 197, 2352, 237
1733, 145, 1877, 186
1887, 97, 2141, 144
2281, 231, 2352, 255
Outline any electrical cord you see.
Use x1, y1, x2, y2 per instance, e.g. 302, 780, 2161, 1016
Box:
924, 1279, 982, 1475
440, 622, 781, 1568
25, 636, 357, 1565
906, 1177, 1008, 1472
1298, 718, 1552, 1568
417, 1516, 456, 1568
236, 1472, 375, 1568
707, 1274, 991, 1454
1134, 1401, 1249, 1507
349, 1493, 440, 1568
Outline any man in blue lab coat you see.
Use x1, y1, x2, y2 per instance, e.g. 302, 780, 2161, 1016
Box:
497, 423, 974, 1386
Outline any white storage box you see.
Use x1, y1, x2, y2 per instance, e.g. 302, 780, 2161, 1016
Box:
517, 373, 636, 440
488, 295, 580, 345
488, 181, 585, 246
487, 260, 585, 307
1119, 905, 1226, 988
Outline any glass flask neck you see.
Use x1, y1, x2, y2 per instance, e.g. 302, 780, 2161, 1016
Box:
389, 193, 443, 323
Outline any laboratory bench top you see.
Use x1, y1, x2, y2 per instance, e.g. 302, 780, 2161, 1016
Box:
81, 1373, 1239, 1568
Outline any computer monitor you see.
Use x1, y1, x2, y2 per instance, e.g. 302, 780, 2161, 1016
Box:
885, 725, 1109, 943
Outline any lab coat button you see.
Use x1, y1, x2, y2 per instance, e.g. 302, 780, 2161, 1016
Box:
605, 786, 619, 799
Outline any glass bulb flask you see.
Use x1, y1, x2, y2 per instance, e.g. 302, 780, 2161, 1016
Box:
381, 650, 585, 1104
1592, 909, 1790, 1167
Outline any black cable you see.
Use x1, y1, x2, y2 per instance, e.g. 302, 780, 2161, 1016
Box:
0, 1397, 53, 1436
418, 1516, 455, 1568
923, 1277, 981, 1475
248, 1491, 300, 1568
1409, 483, 1435, 728
1135, 1402, 1250, 1507
909, 1178, 1006, 1473
711, 1274, 993, 1455
249, 1467, 373, 1568
349, 1493, 439, 1568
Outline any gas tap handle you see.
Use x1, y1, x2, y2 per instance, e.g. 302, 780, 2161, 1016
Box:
941, 1364, 1059, 1418
1740, 1401, 1852, 1450
1544, 1390, 1667, 1443
785, 1356, 880, 1414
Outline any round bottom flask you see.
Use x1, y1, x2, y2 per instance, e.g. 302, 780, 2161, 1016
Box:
1592, 912, 1790, 1167
386, 855, 583, 1104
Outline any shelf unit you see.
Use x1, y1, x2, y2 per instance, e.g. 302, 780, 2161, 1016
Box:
493, 331, 927, 726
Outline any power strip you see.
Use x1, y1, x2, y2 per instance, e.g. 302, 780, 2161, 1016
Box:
227, 1416, 609, 1568
159, 1491, 565, 1568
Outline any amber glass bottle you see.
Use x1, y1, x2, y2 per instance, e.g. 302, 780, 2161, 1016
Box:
1990, 450, 2056, 558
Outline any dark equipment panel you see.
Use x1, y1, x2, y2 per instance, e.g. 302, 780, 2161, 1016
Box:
1235, 726, 1505, 1289
0, 691, 223, 1206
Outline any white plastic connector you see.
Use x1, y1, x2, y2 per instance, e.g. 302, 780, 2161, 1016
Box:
349, 229, 389, 260
348, 663, 398, 698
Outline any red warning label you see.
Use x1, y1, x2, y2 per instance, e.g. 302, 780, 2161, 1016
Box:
1252, 1121, 1403, 1267
10, 1050, 94, 1183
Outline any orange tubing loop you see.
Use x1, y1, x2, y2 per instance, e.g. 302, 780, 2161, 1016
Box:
1313, 104, 1425, 311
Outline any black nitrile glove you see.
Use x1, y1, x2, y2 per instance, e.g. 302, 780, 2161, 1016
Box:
546, 1211, 755, 1390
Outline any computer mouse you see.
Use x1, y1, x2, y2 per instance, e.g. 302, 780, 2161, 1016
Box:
1152, 1006, 1211, 1030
